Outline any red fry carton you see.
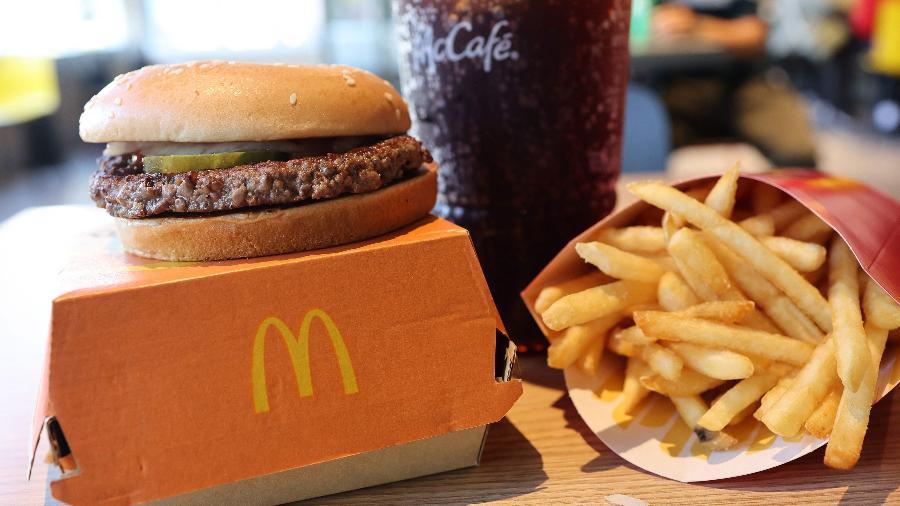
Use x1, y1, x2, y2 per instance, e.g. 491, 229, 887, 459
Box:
521, 169, 900, 481
25, 207, 521, 504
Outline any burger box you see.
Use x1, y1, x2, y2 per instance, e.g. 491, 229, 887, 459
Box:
521, 169, 900, 481
20, 205, 522, 505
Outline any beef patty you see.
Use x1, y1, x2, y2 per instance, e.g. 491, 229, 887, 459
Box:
90, 135, 431, 219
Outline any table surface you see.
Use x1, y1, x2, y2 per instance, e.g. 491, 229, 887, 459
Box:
630, 35, 732, 75
2, 194, 899, 505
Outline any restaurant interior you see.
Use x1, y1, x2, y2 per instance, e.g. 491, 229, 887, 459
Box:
2, 1, 900, 504
2, 0, 900, 221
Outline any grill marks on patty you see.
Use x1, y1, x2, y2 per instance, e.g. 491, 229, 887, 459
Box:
90, 135, 431, 218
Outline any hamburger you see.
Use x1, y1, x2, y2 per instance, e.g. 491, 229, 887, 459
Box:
80, 61, 435, 261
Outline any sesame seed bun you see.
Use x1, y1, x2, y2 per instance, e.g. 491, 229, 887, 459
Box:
79, 61, 411, 143
115, 164, 437, 261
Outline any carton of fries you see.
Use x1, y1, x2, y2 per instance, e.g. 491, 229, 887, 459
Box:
18, 206, 521, 504
522, 169, 900, 481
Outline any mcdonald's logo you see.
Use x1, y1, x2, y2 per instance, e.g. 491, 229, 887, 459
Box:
251, 309, 359, 414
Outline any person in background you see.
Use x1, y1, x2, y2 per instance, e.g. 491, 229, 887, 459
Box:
653, 0, 767, 56
651, 0, 820, 167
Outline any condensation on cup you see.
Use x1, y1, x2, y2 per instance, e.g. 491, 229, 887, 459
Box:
393, 0, 632, 349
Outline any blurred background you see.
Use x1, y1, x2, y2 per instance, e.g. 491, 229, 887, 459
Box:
1, 0, 899, 222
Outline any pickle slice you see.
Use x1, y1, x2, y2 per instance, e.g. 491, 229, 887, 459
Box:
142, 151, 285, 174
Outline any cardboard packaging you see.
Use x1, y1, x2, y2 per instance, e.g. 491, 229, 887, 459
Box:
26, 207, 522, 505
521, 169, 900, 482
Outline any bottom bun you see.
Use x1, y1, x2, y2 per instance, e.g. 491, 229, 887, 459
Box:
115, 164, 437, 261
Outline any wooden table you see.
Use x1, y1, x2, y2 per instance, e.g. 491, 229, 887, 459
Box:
2, 206, 899, 505
3, 350, 899, 505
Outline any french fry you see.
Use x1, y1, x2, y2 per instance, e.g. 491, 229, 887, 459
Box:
674, 300, 755, 324
825, 322, 890, 469
828, 237, 870, 390
704, 236, 824, 343
597, 226, 666, 254
671, 395, 738, 449
668, 228, 733, 300
575, 241, 665, 283
769, 199, 808, 231
669, 232, 778, 332
783, 213, 833, 243
735, 307, 782, 334
542, 280, 655, 331
667, 342, 754, 380
649, 255, 679, 273
752, 184, 783, 214
698, 370, 783, 431
628, 181, 832, 331
804, 385, 841, 439
640, 368, 724, 396
761, 236, 827, 273
641, 342, 684, 381
704, 163, 739, 219
621, 302, 756, 349
634, 311, 814, 366
578, 339, 606, 376
534, 271, 607, 314
661, 211, 683, 243
759, 338, 837, 437
756, 375, 793, 420
657, 271, 699, 311
547, 313, 621, 369
618, 325, 655, 345
608, 326, 640, 357
620, 357, 652, 413
739, 214, 775, 237
863, 276, 900, 330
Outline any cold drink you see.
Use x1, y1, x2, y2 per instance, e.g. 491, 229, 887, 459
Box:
394, 0, 631, 348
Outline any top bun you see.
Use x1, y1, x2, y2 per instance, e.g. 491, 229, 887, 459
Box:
79, 61, 411, 143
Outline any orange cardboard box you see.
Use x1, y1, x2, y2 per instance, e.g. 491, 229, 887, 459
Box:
24, 206, 522, 505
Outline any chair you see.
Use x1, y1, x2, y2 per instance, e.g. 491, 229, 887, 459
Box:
621, 83, 671, 173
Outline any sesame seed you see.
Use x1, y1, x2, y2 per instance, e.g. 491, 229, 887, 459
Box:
108, 111, 116, 119
384, 92, 393, 102
395, 108, 401, 119
272, 62, 285, 66
289, 93, 297, 106
171, 68, 184, 75
227, 61, 236, 65
114, 97, 122, 106
125, 82, 132, 90
199, 63, 211, 69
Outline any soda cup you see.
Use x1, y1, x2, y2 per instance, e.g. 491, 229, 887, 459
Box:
394, 0, 632, 348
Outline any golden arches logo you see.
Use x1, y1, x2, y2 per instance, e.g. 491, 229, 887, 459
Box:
251, 309, 359, 414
